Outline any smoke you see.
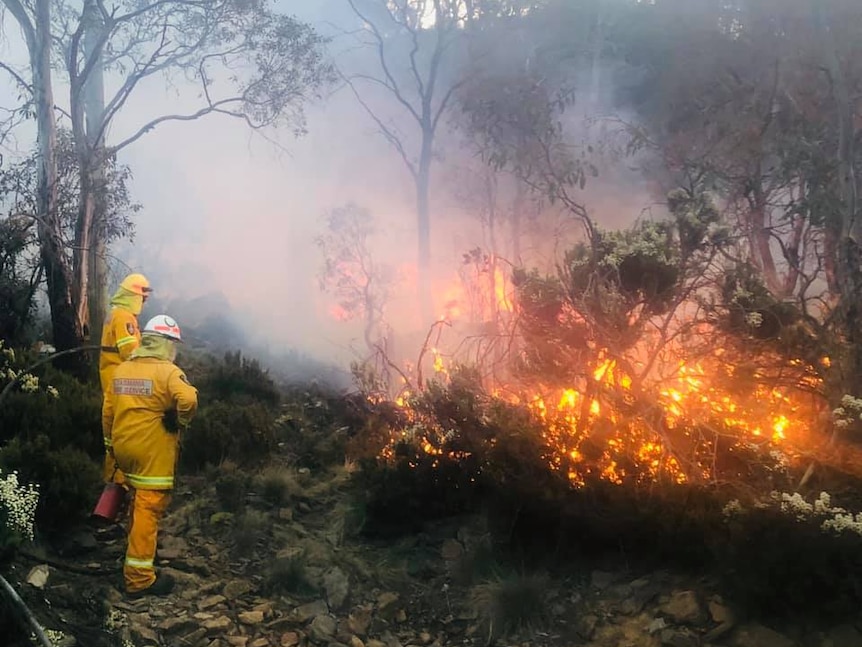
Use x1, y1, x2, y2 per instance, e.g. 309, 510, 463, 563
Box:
2, 0, 660, 376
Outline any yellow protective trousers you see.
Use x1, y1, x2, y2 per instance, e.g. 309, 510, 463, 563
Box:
124, 488, 171, 593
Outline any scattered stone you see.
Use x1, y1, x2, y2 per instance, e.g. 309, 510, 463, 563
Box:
366, 641, 387, 647
227, 638, 249, 647
26, 564, 50, 589
576, 614, 599, 639
395, 610, 407, 623
323, 567, 350, 610
347, 607, 373, 636
279, 508, 294, 521
660, 590, 705, 625
441, 539, 463, 561
659, 628, 698, 647
418, 632, 432, 645
184, 627, 209, 644
158, 616, 198, 635
708, 598, 733, 624
350, 636, 365, 647
280, 633, 301, 647
130, 621, 159, 645
249, 639, 270, 647
203, 616, 234, 635
376, 592, 400, 620
590, 570, 616, 590
309, 615, 337, 643
224, 579, 254, 600
200, 595, 228, 610
730, 624, 797, 647
292, 600, 329, 624
648, 618, 668, 634
239, 611, 266, 626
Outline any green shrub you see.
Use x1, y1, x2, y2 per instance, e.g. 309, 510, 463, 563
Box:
0, 436, 100, 534
257, 466, 302, 507
0, 364, 103, 459
213, 464, 251, 513
263, 553, 317, 597
470, 573, 550, 643
190, 351, 280, 406
181, 401, 277, 471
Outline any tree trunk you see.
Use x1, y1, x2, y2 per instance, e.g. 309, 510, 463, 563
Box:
32, 0, 84, 359
417, 132, 433, 326
817, 1, 862, 427
84, 7, 108, 342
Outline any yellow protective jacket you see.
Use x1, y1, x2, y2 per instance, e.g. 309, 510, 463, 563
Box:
99, 287, 145, 393
105, 351, 198, 491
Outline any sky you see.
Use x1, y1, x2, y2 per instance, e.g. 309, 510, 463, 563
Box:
0, 0, 655, 369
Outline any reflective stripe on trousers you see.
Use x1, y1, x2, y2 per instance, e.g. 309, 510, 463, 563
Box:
125, 488, 172, 593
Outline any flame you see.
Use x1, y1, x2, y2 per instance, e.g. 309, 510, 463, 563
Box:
379, 345, 823, 489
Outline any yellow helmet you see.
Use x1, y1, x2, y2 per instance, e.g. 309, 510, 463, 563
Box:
119, 273, 153, 296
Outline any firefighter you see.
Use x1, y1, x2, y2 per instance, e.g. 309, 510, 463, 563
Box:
104, 314, 198, 598
99, 273, 153, 484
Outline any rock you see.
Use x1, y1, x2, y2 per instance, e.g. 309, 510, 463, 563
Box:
347, 607, 373, 636
590, 570, 617, 590
576, 615, 599, 639
376, 592, 400, 620
366, 641, 387, 647
648, 618, 668, 634
224, 579, 254, 600
309, 615, 337, 643
26, 564, 50, 589
418, 632, 432, 645
660, 590, 705, 625
395, 610, 407, 623
158, 616, 198, 635
441, 539, 463, 561
660, 628, 698, 647
239, 611, 266, 626
323, 568, 350, 610
281, 632, 301, 647
708, 598, 733, 624
350, 636, 365, 647
203, 616, 234, 635
279, 508, 294, 521
380, 631, 401, 647
250, 639, 271, 647
227, 638, 249, 647
292, 600, 329, 624
184, 627, 209, 644
130, 621, 159, 645
730, 624, 797, 647
200, 595, 228, 610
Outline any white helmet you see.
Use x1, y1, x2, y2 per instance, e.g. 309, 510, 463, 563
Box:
142, 314, 183, 342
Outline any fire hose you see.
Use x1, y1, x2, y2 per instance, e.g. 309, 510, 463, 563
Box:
0, 573, 53, 647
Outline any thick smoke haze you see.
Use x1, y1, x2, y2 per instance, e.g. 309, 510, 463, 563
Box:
1, 0, 656, 371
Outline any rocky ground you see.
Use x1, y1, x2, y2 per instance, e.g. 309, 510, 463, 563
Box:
6, 462, 862, 647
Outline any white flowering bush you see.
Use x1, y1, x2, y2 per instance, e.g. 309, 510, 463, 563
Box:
0, 468, 39, 558
0, 340, 59, 398
832, 394, 862, 430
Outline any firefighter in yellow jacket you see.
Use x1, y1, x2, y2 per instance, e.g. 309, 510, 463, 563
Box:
104, 314, 197, 597
99, 273, 153, 484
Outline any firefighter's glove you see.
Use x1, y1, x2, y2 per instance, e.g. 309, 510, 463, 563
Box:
163, 409, 180, 433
